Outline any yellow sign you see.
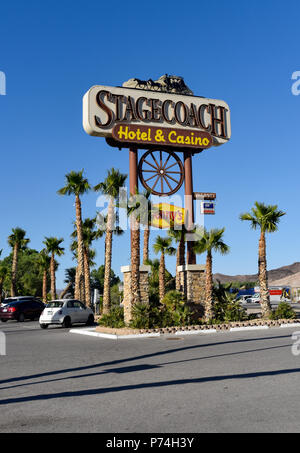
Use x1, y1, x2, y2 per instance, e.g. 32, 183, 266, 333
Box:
112, 124, 212, 150
151, 203, 185, 229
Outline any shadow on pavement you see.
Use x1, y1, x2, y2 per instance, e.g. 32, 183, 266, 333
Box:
1, 366, 300, 406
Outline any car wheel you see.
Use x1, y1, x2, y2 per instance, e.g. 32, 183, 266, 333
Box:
18, 313, 25, 322
1, 319, 7, 322
86, 315, 94, 326
62, 317, 72, 328
40, 324, 48, 329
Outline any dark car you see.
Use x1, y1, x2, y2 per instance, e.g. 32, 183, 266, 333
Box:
1, 296, 39, 307
0, 298, 45, 322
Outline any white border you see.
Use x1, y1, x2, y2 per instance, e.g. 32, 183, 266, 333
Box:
69, 323, 300, 340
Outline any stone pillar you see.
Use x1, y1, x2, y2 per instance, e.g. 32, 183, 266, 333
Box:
178, 264, 206, 317
121, 265, 151, 325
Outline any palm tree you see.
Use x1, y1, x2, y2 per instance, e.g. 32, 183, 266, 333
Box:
153, 236, 176, 301
168, 226, 187, 291
7, 228, 30, 296
71, 218, 103, 307
125, 190, 143, 308
138, 191, 154, 264
143, 223, 150, 264
43, 237, 64, 300
240, 202, 286, 318
71, 218, 104, 306
64, 267, 76, 298
125, 190, 157, 310
0, 265, 8, 304
81, 218, 103, 307
58, 170, 91, 302
193, 228, 229, 321
38, 250, 51, 303
94, 168, 127, 314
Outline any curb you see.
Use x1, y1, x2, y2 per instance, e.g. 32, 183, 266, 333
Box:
280, 323, 300, 329
70, 322, 300, 340
69, 328, 160, 340
175, 329, 217, 335
230, 326, 269, 332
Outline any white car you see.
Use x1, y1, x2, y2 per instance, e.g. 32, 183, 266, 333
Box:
236, 295, 253, 304
245, 294, 261, 304
39, 299, 94, 329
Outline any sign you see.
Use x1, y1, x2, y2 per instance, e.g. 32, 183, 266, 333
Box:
152, 203, 185, 229
194, 192, 216, 200
83, 85, 231, 147
112, 124, 213, 150
200, 202, 215, 215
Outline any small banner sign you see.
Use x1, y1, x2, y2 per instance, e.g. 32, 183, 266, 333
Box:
194, 192, 216, 200
112, 124, 213, 150
200, 201, 215, 215
152, 203, 185, 229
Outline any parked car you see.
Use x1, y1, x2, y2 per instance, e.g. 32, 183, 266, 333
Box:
245, 294, 261, 304
236, 295, 253, 304
0, 296, 40, 308
0, 298, 45, 322
39, 299, 94, 329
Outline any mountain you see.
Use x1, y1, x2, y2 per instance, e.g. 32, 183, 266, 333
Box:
214, 262, 300, 286
269, 272, 300, 288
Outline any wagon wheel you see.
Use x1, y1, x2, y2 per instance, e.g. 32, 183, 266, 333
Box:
138, 149, 184, 196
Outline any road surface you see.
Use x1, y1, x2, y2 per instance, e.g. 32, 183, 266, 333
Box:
1, 320, 300, 433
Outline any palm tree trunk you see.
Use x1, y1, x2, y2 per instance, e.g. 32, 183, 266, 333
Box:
103, 199, 114, 315
258, 230, 272, 318
74, 265, 80, 299
11, 243, 18, 297
60, 282, 72, 299
131, 216, 140, 307
159, 252, 166, 302
42, 270, 47, 303
143, 226, 150, 264
84, 247, 92, 308
50, 253, 56, 300
204, 250, 214, 321
75, 195, 85, 303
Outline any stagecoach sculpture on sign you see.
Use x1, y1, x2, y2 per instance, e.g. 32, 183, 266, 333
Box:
83, 75, 231, 322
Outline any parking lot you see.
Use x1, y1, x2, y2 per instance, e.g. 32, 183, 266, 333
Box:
1, 319, 300, 433
242, 302, 300, 317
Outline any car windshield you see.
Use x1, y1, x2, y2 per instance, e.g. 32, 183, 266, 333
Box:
47, 301, 64, 308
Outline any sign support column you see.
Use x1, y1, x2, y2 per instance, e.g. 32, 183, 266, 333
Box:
184, 150, 196, 265
129, 147, 138, 196
129, 146, 139, 272
126, 147, 141, 324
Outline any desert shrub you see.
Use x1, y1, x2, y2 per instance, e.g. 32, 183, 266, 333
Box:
213, 288, 247, 323
159, 290, 195, 327
130, 290, 195, 329
270, 302, 296, 320
130, 303, 150, 329
223, 300, 248, 322
98, 306, 125, 328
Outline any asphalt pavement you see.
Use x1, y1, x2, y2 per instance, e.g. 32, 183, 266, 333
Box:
1, 320, 300, 433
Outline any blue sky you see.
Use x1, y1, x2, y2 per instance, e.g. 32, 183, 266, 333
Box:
0, 0, 299, 288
